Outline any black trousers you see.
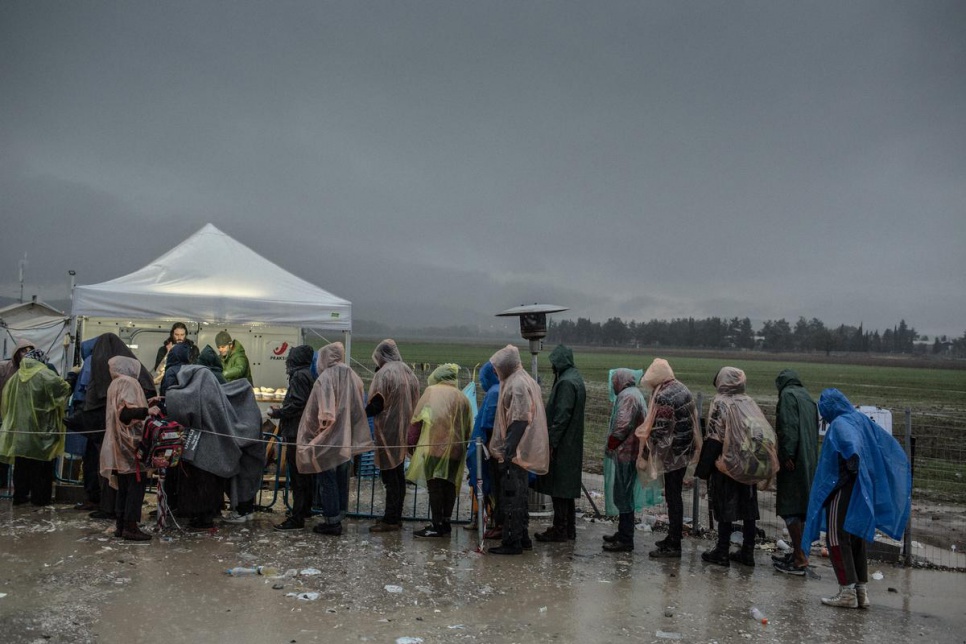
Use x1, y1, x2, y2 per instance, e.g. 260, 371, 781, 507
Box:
427, 478, 457, 529
286, 443, 314, 521
617, 512, 635, 544
551, 496, 576, 537
82, 437, 102, 503
663, 467, 686, 547
380, 462, 406, 525
499, 462, 530, 548
13, 457, 55, 505
115, 472, 147, 522
716, 518, 757, 550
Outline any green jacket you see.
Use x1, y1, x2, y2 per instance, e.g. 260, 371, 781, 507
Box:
774, 369, 819, 517
534, 345, 586, 499
222, 340, 253, 384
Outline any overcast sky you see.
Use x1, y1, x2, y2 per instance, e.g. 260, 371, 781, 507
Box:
2, 2, 964, 337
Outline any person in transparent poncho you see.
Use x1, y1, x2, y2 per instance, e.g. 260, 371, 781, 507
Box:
601, 368, 647, 552
296, 342, 373, 536
101, 356, 161, 541
486, 345, 549, 555
406, 363, 472, 538
366, 339, 420, 533
696, 366, 778, 567
635, 358, 700, 558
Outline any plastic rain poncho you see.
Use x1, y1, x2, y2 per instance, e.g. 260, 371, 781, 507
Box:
100, 357, 149, 485
604, 368, 662, 515
487, 345, 549, 475
466, 361, 499, 495
635, 358, 700, 480
368, 339, 420, 469
406, 364, 473, 488
707, 367, 779, 486
296, 343, 373, 474
802, 388, 912, 548
0, 358, 71, 463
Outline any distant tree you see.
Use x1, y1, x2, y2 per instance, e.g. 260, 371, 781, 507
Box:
760, 318, 793, 352
601, 317, 629, 346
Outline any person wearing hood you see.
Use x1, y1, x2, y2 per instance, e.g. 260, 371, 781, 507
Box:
406, 363, 473, 538
533, 345, 586, 544
0, 338, 36, 489
772, 369, 820, 576
196, 345, 227, 384
101, 356, 160, 540
696, 367, 778, 568
366, 339, 420, 533
467, 360, 500, 536
487, 345, 550, 555
160, 342, 193, 397
635, 358, 700, 558
0, 349, 71, 505
270, 345, 316, 531
215, 331, 252, 384
296, 342, 373, 536
601, 368, 647, 552
803, 388, 911, 609
67, 337, 100, 510
83, 333, 157, 520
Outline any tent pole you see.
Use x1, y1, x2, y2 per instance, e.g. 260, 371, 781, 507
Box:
343, 330, 351, 365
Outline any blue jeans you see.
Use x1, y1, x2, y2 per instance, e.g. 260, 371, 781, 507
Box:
319, 462, 350, 524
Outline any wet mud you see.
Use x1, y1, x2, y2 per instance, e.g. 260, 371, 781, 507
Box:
1, 502, 964, 644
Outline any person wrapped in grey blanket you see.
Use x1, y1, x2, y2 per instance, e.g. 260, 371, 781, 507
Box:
166, 365, 265, 522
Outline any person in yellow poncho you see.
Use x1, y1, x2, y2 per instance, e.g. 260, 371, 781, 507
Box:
0, 349, 71, 506
407, 363, 473, 538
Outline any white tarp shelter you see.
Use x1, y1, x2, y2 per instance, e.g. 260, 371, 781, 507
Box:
72, 223, 351, 329
0, 300, 71, 371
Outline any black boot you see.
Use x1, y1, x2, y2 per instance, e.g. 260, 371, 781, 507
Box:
701, 545, 731, 567
121, 521, 152, 541
730, 545, 756, 567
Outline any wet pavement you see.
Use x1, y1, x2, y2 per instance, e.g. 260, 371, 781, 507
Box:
1, 501, 964, 644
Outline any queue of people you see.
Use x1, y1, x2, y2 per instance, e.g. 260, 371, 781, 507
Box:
0, 336, 912, 609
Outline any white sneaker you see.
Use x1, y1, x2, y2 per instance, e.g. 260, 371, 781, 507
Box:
222, 511, 253, 524
821, 585, 858, 608
855, 584, 870, 609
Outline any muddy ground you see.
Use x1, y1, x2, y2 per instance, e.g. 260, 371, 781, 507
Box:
2, 501, 965, 644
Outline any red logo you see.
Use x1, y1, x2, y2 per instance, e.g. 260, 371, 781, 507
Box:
272, 342, 289, 356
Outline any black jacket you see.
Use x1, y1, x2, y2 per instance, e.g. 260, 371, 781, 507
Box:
273, 345, 316, 440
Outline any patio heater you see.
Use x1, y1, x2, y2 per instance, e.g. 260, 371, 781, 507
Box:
495, 304, 568, 381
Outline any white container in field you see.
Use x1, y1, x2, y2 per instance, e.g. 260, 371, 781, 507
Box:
819, 405, 893, 437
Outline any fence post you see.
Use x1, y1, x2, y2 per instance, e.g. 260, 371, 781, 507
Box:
476, 436, 485, 550
693, 392, 703, 535
903, 408, 913, 567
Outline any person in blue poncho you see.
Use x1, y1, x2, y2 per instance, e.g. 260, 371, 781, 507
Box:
466, 361, 499, 535
802, 388, 911, 609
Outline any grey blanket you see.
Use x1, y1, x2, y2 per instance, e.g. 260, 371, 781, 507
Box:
166, 365, 265, 507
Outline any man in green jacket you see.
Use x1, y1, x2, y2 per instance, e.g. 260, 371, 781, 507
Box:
534, 345, 586, 543
215, 331, 253, 384
773, 369, 819, 575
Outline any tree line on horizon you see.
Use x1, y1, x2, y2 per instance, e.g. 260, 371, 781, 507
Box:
546, 316, 966, 357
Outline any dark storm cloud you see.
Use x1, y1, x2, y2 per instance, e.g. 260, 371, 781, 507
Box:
1, 2, 963, 336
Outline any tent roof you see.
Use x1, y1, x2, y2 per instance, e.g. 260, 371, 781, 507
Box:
72, 224, 351, 329
0, 301, 68, 328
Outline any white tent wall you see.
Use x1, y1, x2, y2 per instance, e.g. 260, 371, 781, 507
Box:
0, 301, 70, 373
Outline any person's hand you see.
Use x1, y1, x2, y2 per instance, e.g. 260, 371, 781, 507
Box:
148, 406, 161, 417
606, 435, 621, 452
148, 396, 162, 405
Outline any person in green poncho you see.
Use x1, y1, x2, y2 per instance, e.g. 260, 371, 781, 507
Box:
407, 363, 473, 538
0, 349, 71, 506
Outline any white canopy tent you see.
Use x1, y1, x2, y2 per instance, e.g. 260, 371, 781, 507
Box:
0, 300, 71, 372
72, 223, 351, 329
